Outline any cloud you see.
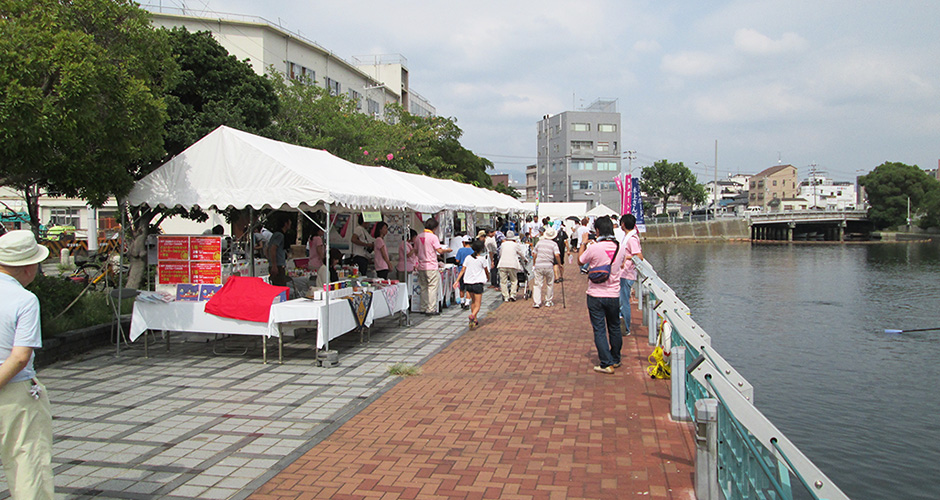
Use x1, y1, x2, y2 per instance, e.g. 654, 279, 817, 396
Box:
692, 83, 820, 123
633, 39, 661, 54
733, 28, 809, 55
661, 51, 729, 77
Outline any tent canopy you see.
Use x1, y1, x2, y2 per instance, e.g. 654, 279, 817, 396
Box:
585, 204, 618, 217
128, 125, 527, 214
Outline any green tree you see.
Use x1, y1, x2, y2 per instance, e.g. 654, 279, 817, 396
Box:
920, 185, 940, 229
264, 75, 510, 194
639, 160, 707, 214
859, 161, 939, 229
0, 0, 174, 234
125, 28, 280, 288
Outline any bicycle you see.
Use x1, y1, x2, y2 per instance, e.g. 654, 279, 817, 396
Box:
65, 252, 129, 291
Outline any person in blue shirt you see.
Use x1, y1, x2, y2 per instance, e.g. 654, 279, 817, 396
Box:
0, 230, 54, 499
454, 236, 474, 309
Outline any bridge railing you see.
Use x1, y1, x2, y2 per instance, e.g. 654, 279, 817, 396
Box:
634, 257, 850, 500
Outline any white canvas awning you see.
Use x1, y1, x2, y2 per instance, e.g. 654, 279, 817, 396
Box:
128, 125, 527, 214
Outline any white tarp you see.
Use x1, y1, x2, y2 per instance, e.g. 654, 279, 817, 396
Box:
128, 125, 527, 214
521, 202, 590, 220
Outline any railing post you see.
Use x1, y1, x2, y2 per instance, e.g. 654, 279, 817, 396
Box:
671, 346, 690, 421
695, 398, 719, 500
648, 305, 657, 346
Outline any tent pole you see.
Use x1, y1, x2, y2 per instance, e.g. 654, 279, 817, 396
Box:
403, 209, 411, 326
248, 207, 256, 277
116, 199, 126, 357
323, 203, 331, 362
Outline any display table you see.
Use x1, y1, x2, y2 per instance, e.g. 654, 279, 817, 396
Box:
129, 284, 408, 362
408, 265, 457, 312
269, 283, 409, 348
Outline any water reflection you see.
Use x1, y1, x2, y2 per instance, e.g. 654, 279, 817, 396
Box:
644, 240, 940, 500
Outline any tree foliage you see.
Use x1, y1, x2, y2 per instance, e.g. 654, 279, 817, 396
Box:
263, 73, 510, 194
0, 0, 174, 232
859, 161, 940, 229
638, 160, 707, 213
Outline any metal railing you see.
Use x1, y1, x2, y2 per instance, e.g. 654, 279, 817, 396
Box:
634, 258, 849, 500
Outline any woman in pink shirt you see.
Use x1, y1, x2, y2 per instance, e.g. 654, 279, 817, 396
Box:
306, 227, 325, 272
578, 216, 625, 374
373, 221, 391, 279
396, 229, 418, 281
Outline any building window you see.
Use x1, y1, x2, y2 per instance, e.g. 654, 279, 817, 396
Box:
750, 181, 756, 189
598, 124, 617, 133
773, 180, 778, 186
348, 89, 362, 110
50, 208, 81, 228
597, 142, 610, 153
324, 77, 341, 96
570, 140, 593, 153
596, 161, 617, 171
288, 62, 314, 84
571, 123, 590, 132
367, 99, 380, 116
571, 160, 593, 171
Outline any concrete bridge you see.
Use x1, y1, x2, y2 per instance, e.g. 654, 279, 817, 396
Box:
749, 210, 872, 241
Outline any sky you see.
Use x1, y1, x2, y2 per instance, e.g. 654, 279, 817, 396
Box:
167, 0, 940, 185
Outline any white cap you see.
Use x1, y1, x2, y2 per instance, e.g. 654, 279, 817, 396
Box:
0, 230, 50, 266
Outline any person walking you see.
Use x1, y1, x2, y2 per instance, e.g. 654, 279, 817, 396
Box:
454, 236, 474, 309
0, 230, 54, 500
578, 216, 625, 374
415, 218, 449, 315
484, 228, 499, 289
454, 239, 489, 329
497, 231, 526, 302
531, 227, 560, 308
617, 214, 644, 335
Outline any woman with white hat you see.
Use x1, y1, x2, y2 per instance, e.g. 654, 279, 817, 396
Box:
0, 230, 54, 499
531, 226, 560, 308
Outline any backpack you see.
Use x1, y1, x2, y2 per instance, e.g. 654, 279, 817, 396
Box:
587, 239, 619, 284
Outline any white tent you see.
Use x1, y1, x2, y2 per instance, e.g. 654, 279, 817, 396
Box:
585, 204, 618, 217
127, 125, 527, 214
520, 202, 590, 220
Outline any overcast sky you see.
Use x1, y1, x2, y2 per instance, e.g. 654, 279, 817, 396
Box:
174, 0, 940, 184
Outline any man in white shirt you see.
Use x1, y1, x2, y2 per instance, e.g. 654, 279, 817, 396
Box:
0, 231, 54, 500
350, 214, 374, 276
496, 231, 527, 301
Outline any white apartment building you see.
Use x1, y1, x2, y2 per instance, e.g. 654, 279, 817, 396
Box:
798, 175, 858, 210
704, 173, 750, 211
146, 7, 435, 121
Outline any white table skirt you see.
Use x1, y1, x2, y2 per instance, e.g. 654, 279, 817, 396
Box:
268, 283, 408, 348
129, 301, 273, 341
130, 284, 408, 349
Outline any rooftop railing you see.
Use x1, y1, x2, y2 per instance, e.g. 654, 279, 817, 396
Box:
633, 258, 850, 500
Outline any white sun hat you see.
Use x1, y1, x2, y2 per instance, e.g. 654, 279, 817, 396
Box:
0, 230, 50, 266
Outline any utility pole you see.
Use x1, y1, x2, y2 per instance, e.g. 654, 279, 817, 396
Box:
810, 162, 818, 209
714, 140, 718, 220
625, 150, 636, 176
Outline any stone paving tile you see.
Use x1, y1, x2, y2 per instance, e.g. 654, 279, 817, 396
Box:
250, 266, 696, 500
0, 291, 501, 500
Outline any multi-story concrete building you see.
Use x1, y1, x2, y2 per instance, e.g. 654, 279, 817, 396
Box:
525, 165, 537, 202
146, 7, 434, 122
536, 99, 621, 209
748, 164, 799, 211
798, 175, 858, 210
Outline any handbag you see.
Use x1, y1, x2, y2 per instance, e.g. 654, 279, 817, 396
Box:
587, 239, 619, 284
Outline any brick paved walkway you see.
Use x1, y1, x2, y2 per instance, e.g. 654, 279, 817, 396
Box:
250, 265, 695, 500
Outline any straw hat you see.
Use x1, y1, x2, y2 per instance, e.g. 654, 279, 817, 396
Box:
0, 230, 49, 267
543, 227, 557, 240
476, 230, 487, 239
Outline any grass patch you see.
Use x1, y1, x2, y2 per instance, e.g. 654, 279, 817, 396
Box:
387, 363, 421, 377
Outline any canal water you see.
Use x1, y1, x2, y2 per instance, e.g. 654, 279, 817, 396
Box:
644, 240, 940, 500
